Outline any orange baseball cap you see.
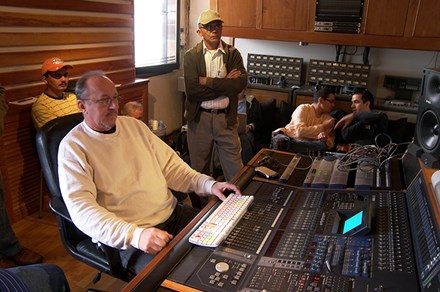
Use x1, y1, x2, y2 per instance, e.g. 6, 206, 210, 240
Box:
41, 57, 73, 75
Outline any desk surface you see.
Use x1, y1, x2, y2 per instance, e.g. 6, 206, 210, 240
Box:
123, 149, 440, 292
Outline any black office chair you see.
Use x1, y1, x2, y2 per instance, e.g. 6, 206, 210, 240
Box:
35, 113, 134, 283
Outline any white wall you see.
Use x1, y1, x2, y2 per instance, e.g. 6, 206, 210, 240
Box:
152, 0, 439, 133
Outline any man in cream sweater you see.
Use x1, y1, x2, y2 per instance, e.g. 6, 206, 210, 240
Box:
58, 71, 240, 274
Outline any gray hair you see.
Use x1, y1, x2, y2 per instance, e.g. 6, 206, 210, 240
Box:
75, 70, 106, 100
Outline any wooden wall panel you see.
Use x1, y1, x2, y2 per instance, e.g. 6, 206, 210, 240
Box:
0, 0, 148, 222
0, 45, 133, 67
0, 11, 133, 28
0, 32, 132, 47
0, 0, 133, 14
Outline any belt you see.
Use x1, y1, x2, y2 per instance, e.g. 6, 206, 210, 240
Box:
200, 108, 227, 114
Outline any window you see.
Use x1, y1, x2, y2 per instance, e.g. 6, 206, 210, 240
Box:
134, 0, 180, 77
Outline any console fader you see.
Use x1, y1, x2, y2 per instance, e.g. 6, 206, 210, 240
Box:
168, 180, 424, 291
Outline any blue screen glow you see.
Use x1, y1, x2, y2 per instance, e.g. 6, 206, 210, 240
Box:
343, 211, 363, 234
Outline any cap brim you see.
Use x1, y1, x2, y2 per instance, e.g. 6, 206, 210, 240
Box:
199, 18, 224, 25
42, 64, 73, 75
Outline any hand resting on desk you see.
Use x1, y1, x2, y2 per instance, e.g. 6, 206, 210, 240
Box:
139, 228, 173, 254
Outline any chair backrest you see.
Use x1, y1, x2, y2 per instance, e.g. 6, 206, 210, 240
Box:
35, 113, 84, 199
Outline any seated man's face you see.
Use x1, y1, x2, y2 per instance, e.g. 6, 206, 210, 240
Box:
131, 109, 143, 120
44, 68, 69, 94
321, 93, 335, 113
79, 76, 120, 131
351, 94, 370, 113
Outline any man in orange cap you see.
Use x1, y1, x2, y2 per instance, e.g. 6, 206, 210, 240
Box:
31, 57, 79, 129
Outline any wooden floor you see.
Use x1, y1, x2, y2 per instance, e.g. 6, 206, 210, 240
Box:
12, 209, 127, 292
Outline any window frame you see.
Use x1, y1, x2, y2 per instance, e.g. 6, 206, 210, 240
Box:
134, 0, 180, 78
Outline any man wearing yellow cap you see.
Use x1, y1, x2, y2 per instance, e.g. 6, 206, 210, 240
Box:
31, 57, 79, 129
184, 10, 247, 189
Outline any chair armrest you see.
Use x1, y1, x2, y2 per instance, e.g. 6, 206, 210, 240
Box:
99, 244, 135, 281
49, 196, 72, 222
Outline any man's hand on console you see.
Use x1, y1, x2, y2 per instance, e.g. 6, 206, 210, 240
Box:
139, 228, 173, 254
211, 182, 241, 201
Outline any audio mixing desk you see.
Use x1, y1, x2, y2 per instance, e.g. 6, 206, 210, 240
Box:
123, 149, 440, 292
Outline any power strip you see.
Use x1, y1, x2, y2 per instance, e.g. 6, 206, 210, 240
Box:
279, 155, 301, 183
328, 159, 350, 189
303, 157, 322, 187
311, 156, 337, 188
354, 162, 375, 190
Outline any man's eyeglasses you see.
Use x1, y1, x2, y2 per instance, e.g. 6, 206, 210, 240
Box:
200, 23, 223, 32
47, 72, 68, 79
82, 96, 121, 106
325, 98, 335, 104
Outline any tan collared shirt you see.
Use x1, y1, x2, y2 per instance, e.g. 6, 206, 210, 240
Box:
200, 42, 229, 110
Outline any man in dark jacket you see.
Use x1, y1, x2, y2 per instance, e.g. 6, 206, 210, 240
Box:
335, 88, 388, 146
184, 9, 247, 183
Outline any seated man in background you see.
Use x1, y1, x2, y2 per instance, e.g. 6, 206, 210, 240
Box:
0, 263, 70, 291
237, 88, 263, 164
58, 71, 240, 274
272, 87, 336, 153
334, 88, 388, 146
121, 101, 144, 120
32, 57, 79, 129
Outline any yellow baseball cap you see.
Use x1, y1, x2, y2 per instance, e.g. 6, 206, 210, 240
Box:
198, 9, 223, 25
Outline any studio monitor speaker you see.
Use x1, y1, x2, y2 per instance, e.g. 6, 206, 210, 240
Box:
414, 68, 440, 166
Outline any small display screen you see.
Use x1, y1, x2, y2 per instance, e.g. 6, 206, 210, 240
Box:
343, 210, 363, 234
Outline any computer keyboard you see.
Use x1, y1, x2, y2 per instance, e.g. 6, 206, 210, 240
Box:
189, 194, 254, 247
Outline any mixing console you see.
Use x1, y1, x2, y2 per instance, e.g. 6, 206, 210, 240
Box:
166, 177, 434, 291
127, 151, 440, 292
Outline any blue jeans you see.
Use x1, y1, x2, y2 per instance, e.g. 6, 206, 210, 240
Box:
2, 264, 70, 291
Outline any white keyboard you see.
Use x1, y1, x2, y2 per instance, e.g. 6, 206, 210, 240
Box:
189, 194, 254, 247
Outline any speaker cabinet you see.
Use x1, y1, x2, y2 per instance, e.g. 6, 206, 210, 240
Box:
415, 68, 440, 166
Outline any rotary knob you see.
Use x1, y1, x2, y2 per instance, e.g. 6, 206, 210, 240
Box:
215, 262, 230, 273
